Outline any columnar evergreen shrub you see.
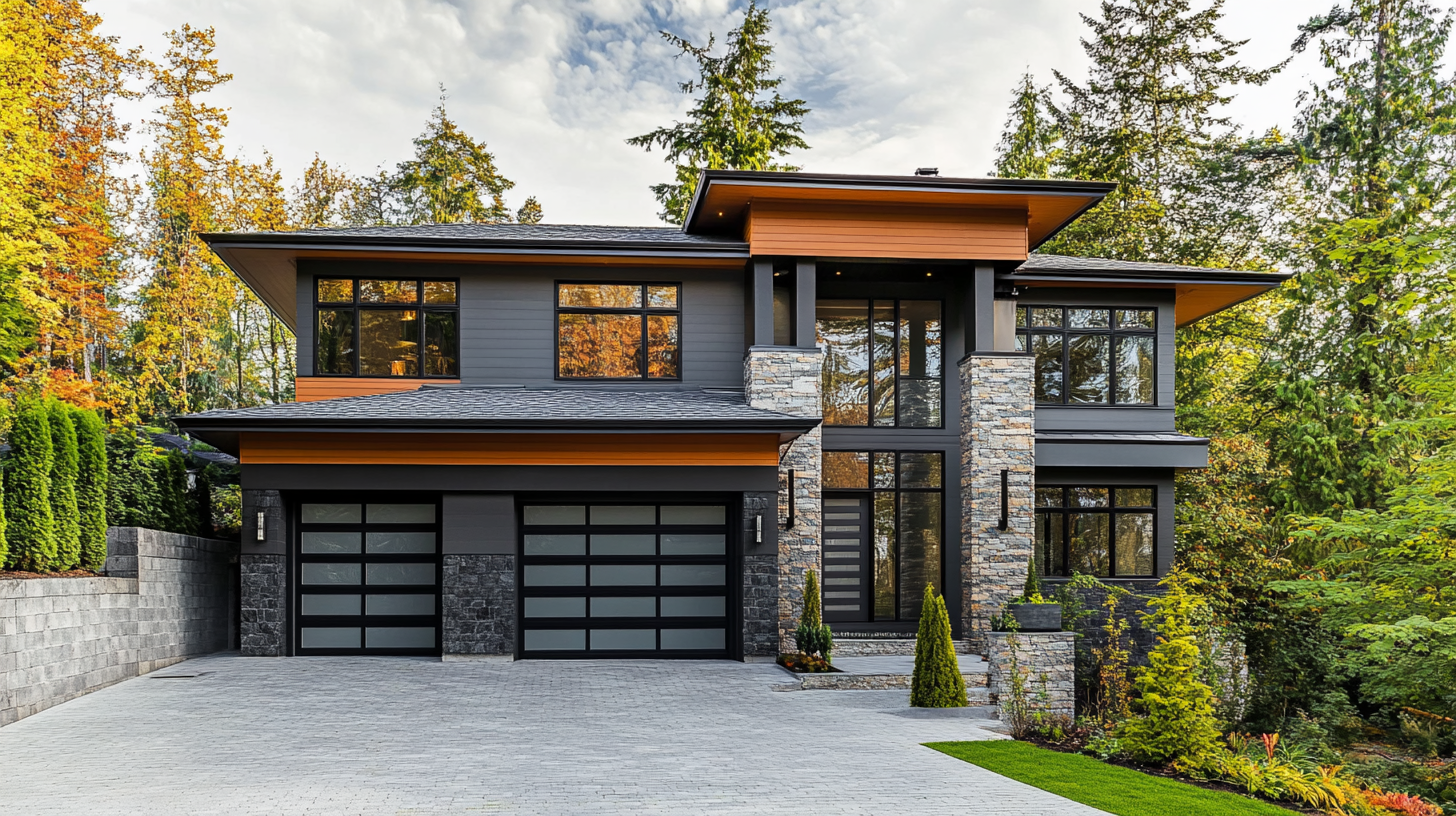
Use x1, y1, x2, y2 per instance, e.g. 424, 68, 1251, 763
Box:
911, 584, 967, 707
793, 568, 833, 658
72, 408, 109, 569
1117, 572, 1222, 765
4, 400, 55, 571
1023, 551, 1044, 601
46, 400, 81, 570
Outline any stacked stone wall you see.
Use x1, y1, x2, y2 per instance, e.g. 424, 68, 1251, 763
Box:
960, 354, 1036, 652
442, 554, 516, 657
987, 630, 1076, 719
745, 348, 822, 653
1, 528, 236, 726
741, 491, 779, 658
240, 554, 286, 656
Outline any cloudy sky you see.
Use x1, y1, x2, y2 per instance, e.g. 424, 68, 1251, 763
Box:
95, 0, 1409, 226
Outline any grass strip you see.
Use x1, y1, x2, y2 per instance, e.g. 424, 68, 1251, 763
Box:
925, 740, 1298, 816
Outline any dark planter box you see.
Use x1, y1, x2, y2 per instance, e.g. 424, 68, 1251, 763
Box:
1008, 603, 1062, 632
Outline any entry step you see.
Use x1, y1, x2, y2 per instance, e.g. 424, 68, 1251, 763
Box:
833, 638, 978, 657
773, 654, 990, 692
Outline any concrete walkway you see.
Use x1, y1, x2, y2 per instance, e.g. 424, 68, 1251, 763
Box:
0, 652, 1105, 815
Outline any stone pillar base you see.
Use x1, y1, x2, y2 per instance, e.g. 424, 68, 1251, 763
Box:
442, 554, 516, 656
987, 630, 1075, 719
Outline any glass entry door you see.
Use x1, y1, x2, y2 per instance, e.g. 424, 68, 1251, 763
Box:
294, 500, 441, 656
822, 497, 870, 621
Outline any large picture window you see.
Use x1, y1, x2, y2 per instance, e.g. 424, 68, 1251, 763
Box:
1014, 306, 1156, 405
1035, 486, 1155, 578
817, 300, 942, 427
822, 450, 943, 621
556, 283, 680, 380
315, 278, 459, 378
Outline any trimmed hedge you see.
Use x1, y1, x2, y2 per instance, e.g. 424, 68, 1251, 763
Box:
5, 400, 55, 571
72, 408, 109, 570
46, 400, 81, 570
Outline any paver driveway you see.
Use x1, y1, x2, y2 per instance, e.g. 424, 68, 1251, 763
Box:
0, 652, 1104, 815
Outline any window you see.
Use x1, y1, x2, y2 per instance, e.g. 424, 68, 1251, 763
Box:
1014, 306, 1156, 405
556, 283, 680, 379
822, 450, 943, 620
314, 278, 459, 378
1035, 486, 1155, 578
817, 300, 942, 427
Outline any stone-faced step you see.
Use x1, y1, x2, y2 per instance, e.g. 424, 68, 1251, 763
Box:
833, 638, 979, 656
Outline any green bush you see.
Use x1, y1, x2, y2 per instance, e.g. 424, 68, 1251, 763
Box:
1117, 572, 1222, 765
71, 408, 109, 570
793, 568, 833, 658
4, 399, 55, 571
1023, 550, 1044, 602
46, 400, 81, 570
911, 584, 966, 707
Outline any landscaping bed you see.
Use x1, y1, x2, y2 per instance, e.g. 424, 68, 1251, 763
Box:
776, 652, 840, 673
0, 569, 101, 580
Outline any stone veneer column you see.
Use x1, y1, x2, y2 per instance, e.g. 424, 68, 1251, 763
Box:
960, 353, 1035, 652
987, 631, 1076, 718
442, 555, 516, 658
240, 489, 287, 656
740, 491, 779, 658
745, 347, 822, 654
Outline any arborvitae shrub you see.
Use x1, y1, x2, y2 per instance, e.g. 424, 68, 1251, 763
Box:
46, 400, 81, 570
1024, 550, 1044, 601
793, 568, 834, 658
72, 408, 109, 569
910, 584, 967, 707
4, 400, 56, 571
106, 430, 166, 531
158, 451, 194, 535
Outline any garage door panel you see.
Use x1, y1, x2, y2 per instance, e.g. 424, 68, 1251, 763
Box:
295, 499, 441, 656
519, 501, 733, 659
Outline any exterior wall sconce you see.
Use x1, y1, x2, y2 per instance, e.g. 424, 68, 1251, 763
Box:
998, 469, 1009, 531
255, 511, 266, 541
781, 468, 795, 530
755, 514, 762, 544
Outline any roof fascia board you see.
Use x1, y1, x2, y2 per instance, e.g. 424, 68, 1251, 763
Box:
1005, 271, 1292, 286
176, 420, 820, 434
699, 178, 1111, 198
204, 239, 749, 259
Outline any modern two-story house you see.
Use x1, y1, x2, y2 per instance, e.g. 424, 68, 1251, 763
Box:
177, 170, 1288, 661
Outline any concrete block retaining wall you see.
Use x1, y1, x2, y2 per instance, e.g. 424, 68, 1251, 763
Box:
0, 527, 237, 726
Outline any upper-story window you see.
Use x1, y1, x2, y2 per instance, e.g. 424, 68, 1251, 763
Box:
556, 283, 680, 379
1014, 306, 1156, 405
817, 300, 942, 428
315, 278, 459, 378
1036, 486, 1155, 578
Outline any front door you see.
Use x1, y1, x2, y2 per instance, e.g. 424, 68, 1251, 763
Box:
294, 499, 442, 656
821, 496, 870, 622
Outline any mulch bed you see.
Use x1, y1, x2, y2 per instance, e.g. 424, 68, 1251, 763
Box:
0, 569, 102, 580
776, 653, 841, 673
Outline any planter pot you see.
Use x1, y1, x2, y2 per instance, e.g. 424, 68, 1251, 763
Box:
1007, 603, 1062, 632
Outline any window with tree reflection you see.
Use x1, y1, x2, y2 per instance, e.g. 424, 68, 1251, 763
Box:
816, 300, 941, 427
556, 283, 680, 379
1015, 306, 1155, 405
1034, 486, 1155, 577
314, 277, 458, 377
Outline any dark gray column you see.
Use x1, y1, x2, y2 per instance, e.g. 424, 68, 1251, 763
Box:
741, 491, 779, 659
240, 489, 287, 656
794, 259, 816, 349
751, 259, 776, 347
966, 264, 996, 353
440, 493, 517, 658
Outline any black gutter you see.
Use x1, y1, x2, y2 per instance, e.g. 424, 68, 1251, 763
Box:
1036, 433, 1210, 445
1005, 269, 1294, 285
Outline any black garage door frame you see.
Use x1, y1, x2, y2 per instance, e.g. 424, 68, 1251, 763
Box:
515, 493, 743, 660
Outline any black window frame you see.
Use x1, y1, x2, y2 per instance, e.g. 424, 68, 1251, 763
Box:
821, 449, 945, 622
816, 298, 946, 429
1034, 485, 1157, 579
1014, 305, 1157, 406
554, 281, 683, 382
312, 276, 460, 379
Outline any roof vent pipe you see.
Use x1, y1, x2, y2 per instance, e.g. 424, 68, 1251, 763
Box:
914, 167, 940, 176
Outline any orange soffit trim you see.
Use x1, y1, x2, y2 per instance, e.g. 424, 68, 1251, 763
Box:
294, 378, 459, 402
238, 432, 782, 467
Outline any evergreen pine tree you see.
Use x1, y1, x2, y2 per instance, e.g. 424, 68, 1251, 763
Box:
72, 407, 109, 569
4, 400, 55, 571
392, 91, 532, 225
45, 400, 81, 570
994, 72, 1060, 178
627, 1, 810, 224
910, 584, 967, 708
793, 568, 833, 658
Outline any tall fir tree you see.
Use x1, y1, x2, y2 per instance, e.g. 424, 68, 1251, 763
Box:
45, 399, 81, 570
71, 406, 108, 570
4, 399, 55, 571
628, 1, 809, 224
392, 94, 532, 226
1267, 0, 1456, 518
993, 72, 1060, 178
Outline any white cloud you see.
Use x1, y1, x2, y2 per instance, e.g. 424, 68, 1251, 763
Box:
96, 0, 1411, 226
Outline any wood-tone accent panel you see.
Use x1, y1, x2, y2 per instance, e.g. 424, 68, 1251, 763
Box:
294, 377, 457, 402
746, 202, 1029, 260
239, 432, 782, 466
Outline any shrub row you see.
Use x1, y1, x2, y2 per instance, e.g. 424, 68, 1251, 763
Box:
1, 399, 109, 572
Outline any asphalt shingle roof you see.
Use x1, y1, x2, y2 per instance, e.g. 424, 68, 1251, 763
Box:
1018, 253, 1282, 278
178, 387, 811, 430
1036, 431, 1209, 444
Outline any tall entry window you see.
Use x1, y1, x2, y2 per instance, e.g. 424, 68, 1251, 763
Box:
1014, 306, 1156, 405
817, 300, 942, 427
315, 278, 459, 377
1035, 486, 1156, 578
822, 450, 943, 622
556, 283, 681, 379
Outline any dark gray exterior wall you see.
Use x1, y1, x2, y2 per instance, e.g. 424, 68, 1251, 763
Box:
296, 260, 744, 387
1036, 467, 1176, 579
1020, 287, 1177, 433
443, 493, 515, 554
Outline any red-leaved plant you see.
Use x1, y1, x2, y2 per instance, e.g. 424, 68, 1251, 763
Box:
1259, 733, 1279, 762
1366, 790, 1442, 816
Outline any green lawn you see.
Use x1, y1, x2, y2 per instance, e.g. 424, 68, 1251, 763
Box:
926, 741, 1298, 816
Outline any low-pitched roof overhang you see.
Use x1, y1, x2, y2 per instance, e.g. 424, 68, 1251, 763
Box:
175, 386, 819, 456
1010, 254, 1294, 327
1036, 431, 1210, 470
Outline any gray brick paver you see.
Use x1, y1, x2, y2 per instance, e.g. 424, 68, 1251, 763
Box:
0, 654, 1104, 815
